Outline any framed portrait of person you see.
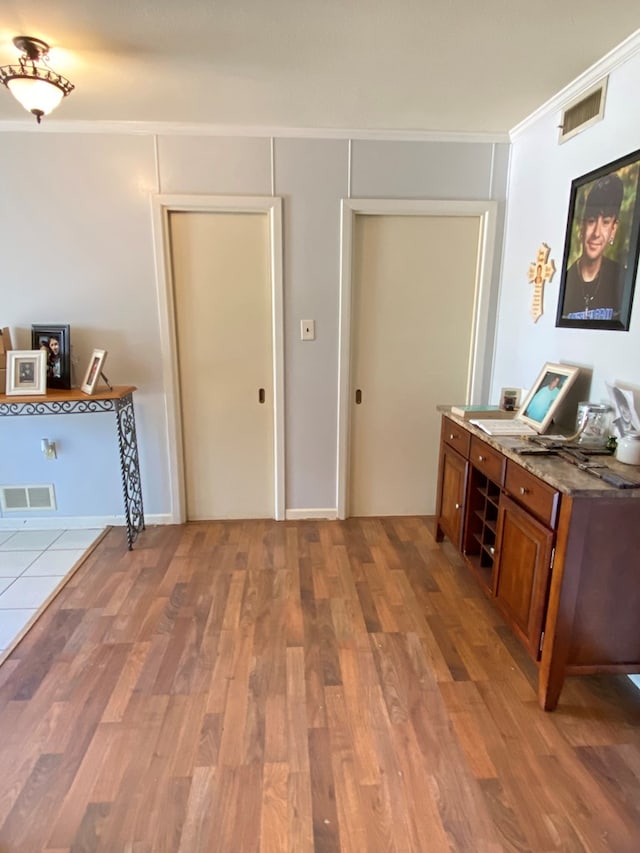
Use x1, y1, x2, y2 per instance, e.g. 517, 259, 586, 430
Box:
80, 348, 108, 395
31, 324, 71, 389
555, 147, 640, 331
5, 350, 47, 396
517, 362, 580, 435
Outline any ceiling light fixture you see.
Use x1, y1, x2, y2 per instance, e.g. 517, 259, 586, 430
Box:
0, 36, 74, 123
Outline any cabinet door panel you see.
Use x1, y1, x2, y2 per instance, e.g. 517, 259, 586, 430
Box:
437, 445, 468, 549
494, 495, 553, 659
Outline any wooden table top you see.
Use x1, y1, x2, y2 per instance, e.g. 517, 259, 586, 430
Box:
0, 386, 137, 406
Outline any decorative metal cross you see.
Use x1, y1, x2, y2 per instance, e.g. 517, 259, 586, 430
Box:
527, 243, 556, 322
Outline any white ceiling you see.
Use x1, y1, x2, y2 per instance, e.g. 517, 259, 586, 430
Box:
1, 1, 639, 134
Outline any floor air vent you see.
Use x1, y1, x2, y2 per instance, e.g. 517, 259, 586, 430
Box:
559, 79, 607, 143
0, 485, 56, 512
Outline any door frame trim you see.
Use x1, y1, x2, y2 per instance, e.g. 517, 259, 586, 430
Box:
336, 198, 497, 518
152, 194, 285, 522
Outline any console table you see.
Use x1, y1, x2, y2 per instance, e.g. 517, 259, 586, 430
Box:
0, 386, 145, 549
435, 411, 640, 710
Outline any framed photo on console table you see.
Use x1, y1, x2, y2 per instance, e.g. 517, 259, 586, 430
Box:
81, 348, 108, 395
31, 324, 71, 389
517, 362, 580, 434
6, 350, 47, 396
556, 148, 640, 330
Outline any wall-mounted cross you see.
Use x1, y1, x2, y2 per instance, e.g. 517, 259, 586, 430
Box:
527, 243, 555, 322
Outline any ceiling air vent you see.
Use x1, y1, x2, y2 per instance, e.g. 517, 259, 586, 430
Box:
0, 485, 56, 512
559, 78, 607, 144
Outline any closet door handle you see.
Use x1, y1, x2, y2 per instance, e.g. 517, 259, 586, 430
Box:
258, 388, 265, 404
355, 389, 362, 404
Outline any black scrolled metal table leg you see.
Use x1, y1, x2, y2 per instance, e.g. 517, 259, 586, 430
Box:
114, 392, 145, 549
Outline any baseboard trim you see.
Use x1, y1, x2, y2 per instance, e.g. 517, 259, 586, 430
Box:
285, 508, 338, 520
0, 513, 174, 530
0, 512, 347, 528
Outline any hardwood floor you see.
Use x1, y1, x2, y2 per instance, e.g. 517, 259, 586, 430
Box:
1, 518, 639, 851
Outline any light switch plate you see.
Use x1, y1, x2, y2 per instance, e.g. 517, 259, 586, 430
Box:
301, 319, 315, 341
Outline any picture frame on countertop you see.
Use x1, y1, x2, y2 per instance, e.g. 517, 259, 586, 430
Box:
499, 387, 521, 412
80, 349, 108, 395
517, 362, 580, 434
6, 350, 47, 396
31, 324, 71, 389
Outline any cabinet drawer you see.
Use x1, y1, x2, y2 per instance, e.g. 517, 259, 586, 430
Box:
470, 436, 505, 485
442, 416, 470, 457
505, 461, 559, 528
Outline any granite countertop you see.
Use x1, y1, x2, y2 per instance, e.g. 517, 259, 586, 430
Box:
438, 407, 640, 498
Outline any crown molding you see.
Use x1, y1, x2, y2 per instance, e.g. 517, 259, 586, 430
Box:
510, 28, 640, 140
0, 117, 509, 144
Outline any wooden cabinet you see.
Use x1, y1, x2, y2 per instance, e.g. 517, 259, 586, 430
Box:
435, 442, 468, 550
493, 494, 553, 659
435, 412, 640, 711
436, 414, 559, 688
436, 415, 556, 665
436, 417, 471, 549
493, 461, 559, 659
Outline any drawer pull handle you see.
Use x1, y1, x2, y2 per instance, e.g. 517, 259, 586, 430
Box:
450, 433, 456, 440
520, 486, 529, 495
478, 455, 485, 462
455, 502, 462, 510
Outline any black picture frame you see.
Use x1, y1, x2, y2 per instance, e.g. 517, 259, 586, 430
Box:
556, 147, 640, 331
31, 324, 71, 389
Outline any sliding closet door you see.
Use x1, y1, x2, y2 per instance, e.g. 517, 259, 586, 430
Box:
348, 213, 481, 515
169, 210, 274, 519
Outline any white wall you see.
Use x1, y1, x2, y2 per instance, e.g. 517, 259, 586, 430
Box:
0, 131, 508, 523
491, 49, 640, 412
0, 133, 170, 525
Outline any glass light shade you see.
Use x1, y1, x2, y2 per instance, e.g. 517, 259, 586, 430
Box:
7, 76, 65, 116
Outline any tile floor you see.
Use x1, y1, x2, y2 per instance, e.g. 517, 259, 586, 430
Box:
0, 528, 104, 655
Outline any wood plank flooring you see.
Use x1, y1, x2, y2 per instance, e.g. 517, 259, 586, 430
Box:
1, 518, 640, 851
